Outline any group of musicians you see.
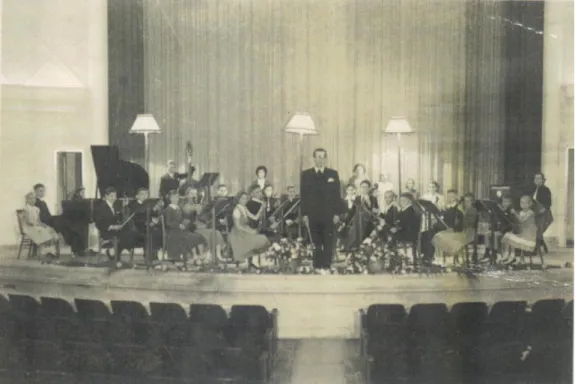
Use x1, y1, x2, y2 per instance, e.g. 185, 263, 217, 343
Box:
21, 147, 553, 272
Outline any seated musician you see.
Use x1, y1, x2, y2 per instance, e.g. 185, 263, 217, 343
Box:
252, 165, 269, 191
501, 195, 540, 266
164, 190, 207, 264
22, 192, 60, 258
229, 191, 270, 270
159, 160, 188, 204
283, 185, 300, 239
432, 193, 477, 264
339, 184, 358, 251
389, 193, 419, 246
128, 188, 163, 258
181, 187, 226, 262
93, 187, 136, 259
246, 185, 264, 230
34, 183, 84, 256
258, 185, 281, 241
374, 190, 399, 241
354, 180, 379, 243
213, 184, 232, 233
483, 194, 514, 258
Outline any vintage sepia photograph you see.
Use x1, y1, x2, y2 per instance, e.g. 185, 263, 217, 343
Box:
0, 0, 573, 383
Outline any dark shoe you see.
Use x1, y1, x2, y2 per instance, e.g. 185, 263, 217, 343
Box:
105, 249, 114, 261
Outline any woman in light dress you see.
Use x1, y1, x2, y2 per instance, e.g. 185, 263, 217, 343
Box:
501, 195, 541, 266
229, 192, 270, 269
21, 192, 60, 257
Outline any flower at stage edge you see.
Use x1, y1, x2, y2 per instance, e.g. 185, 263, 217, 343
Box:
272, 243, 282, 251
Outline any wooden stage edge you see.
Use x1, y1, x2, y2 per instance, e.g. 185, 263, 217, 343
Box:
0, 253, 572, 339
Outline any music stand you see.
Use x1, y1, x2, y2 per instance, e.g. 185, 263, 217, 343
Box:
477, 200, 511, 265
197, 173, 220, 202
143, 198, 162, 267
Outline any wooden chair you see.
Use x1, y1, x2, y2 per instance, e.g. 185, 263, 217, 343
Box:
16, 209, 38, 259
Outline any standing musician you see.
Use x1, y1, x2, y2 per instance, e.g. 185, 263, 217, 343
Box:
252, 166, 269, 191
300, 148, 341, 274
283, 186, 300, 239
528, 172, 553, 254
128, 188, 163, 259
159, 160, 188, 204
93, 187, 136, 260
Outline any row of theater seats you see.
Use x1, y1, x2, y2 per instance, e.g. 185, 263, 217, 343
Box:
0, 295, 277, 384
360, 299, 573, 384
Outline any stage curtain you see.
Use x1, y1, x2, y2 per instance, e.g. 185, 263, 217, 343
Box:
138, 0, 507, 197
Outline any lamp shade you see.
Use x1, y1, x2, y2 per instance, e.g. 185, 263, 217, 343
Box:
384, 117, 413, 134
129, 114, 161, 134
285, 113, 318, 135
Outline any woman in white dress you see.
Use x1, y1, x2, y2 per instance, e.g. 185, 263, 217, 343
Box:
22, 192, 60, 257
229, 192, 270, 268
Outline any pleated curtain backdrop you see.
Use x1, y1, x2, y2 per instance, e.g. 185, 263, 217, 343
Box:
141, 0, 506, 197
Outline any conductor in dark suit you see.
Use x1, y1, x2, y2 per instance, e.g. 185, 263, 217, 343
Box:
300, 148, 341, 274
528, 172, 553, 253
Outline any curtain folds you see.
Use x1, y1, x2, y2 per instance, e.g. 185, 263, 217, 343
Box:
140, 0, 507, 197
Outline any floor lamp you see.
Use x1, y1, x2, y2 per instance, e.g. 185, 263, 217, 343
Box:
383, 117, 414, 194
285, 113, 318, 238
129, 114, 162, 173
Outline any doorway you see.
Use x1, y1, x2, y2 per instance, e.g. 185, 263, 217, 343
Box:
56, 151, 83, 207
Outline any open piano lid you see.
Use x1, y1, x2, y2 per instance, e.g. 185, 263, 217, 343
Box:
91, 145, 149, 198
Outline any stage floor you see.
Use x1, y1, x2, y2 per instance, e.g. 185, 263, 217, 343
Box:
0, 247, 572, 338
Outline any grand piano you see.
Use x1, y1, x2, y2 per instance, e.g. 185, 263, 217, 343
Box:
60, 145, 149, 254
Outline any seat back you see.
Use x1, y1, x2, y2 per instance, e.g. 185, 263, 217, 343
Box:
111, 300, 148, 320
229, 305, 269, 331
9, 294, 39, 316
451, 302, 488, 337
150, 302, 187, 322
488, 301, 527, 324
530, 299, 567, 340
407, 303, 450, 343
40, 297, 76, 318
74, 299, 111, 320
366, 304, 407, 331
189, 304, 228, 329
564, 300, 573, 323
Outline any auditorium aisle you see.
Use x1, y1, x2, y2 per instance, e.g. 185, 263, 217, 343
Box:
270, 339, 362, 384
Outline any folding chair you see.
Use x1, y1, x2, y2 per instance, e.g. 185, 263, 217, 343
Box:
16, 209, 38, 259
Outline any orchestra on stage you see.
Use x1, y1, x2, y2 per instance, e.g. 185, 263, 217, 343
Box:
19, 143, 554, 273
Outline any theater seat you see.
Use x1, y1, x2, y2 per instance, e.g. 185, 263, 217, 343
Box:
74, 299, 112, 343
480, 301, 528, 377
111, 300, 154, 344
362, 304, 408, 382
38, 297, 79, 341
8, 294, 39, 340
189, 304, 229, 349
150, 302, 190, 346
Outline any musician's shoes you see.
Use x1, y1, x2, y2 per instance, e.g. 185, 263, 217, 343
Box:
105, 249, 114, 261
504, 257, 516, 265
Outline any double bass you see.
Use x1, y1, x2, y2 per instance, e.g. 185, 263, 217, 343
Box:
178, 141, 199, 197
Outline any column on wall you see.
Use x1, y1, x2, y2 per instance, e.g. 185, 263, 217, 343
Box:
541, 0, 574, 247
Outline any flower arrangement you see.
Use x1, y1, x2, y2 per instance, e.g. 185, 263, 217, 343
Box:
262, 237, 315, 274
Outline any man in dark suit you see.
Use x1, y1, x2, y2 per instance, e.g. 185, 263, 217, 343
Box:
300, 148, 341, 274
159, 160, 188, 202
528, 172, 553, 253
33, 183, 85, 256
94, 187, 135, 260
